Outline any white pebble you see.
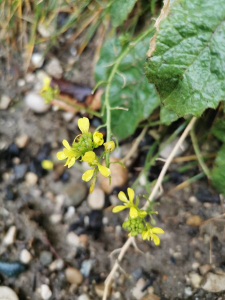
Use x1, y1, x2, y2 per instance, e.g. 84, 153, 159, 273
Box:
78, 295, 90, 300
62, 112, 74, 122
17, 79, 26, 87
20, 249, 32, 264
67, 232, 80, 247
132, 278, 147, 300
49, 259, 64, 271
31, 53, 44, 68
41, 284, 52, 300
0, 95, 11, 110
45, 58, 63, 79
3, 226, 17, 246
0, 286, 19, 300
25, 172, 38, 185
15, 135, 29, 148
49, 214, 62, 224
87, 188, 105, 210
24, 92, 50, 113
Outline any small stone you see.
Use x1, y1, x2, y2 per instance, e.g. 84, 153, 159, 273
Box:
40, 284, 52, 300
0, 95, 11, 110
79, 234, 88, 247
39, 251, 53, 267
65, 183, 87, 207
0, 261, 26, 277
24, 92, 50, 113
45, 58, 63, 79
140, 295, 160, 300
31, 53, 44, 68
15, 135, 29, 148
25, 172, 38, 185
17, 79, 26, 87
95, 283, 109, 298
186, 215, 203, 227
0, 286, 19, 300
20, 249, 32, 264
192, 262, 200, 270
3, 226, 17, 246
49, 214, 62, 224
184, 287, 193, 296
160, 138, 188, 159
49, 259, 64, 271
14, 164, 27, 180
38, 22, 55, 38
132, 278, 147, 300
67, 232, 80, 247
201, 271, 225, 292
78, 295, 90, 300
189, 272, 202, 288
87, 188, 105, 210
65, 267, 83, 285
80, 259, 95, 278
62, 112, 74, 122
199, 264, 212, 275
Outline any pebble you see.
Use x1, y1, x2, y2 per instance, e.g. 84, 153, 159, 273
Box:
39, 251, 53, 267
80, 259, 95, 277
78, 295, 90, 300
45, 58, 63, 79
67, 232, 80, 247
62, 112, 74, 122
49, 259, 64, 271
160, 138, 188, 159
140, 295, 160, 300
20, 249, 32, 264
0, 95, 11, 110
24, 92, 50, 113
192, 262, 200, 270
132, 278, 147, 300
0, 261, 26, 277
49, 214, 62, 224
184, 287, 193, 296
0, 286, 19, 300
201, 271, 225, 292
15, 135, 29, 148
14, 164, 27, 180
65, 267, 83, 285
65, 183, 87, 207
189, 272, 202, 288
186, 215, 203, 227
87, 188, 105, 210
25, 172, 38, 185
31, 53, 44, 68
38, 22, 55, 38
40, 284, 52, 300
199, 264, 212, 275
3, 226, 17, 245
79, 234, 88, 247
99, 157, 128, 194
95, 283, 108, 298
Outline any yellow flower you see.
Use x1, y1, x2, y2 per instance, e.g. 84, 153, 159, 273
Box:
93, 131, 104, 147
40, 77, 51, 92
112, 188, 139, 219
104, 141, 115, 153
142, 227, 164, 245
57, 139, 79, 168
82, 169, 95, 182
78, 117, 90, 134
82, 151, 97, 164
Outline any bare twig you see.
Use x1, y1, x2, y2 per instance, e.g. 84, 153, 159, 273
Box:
103, 117, 197, 299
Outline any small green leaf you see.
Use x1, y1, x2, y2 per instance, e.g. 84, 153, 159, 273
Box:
212, 144, 225, 195
160, 106, 179, 125
110, 0, 138, 27
145, 0, 225, 117
211, 118, 225, 143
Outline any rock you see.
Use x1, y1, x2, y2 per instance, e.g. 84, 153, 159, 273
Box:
160, 137, 188, 159
20, 249, 32, 264
78, 295, 90, 300
0, 286, 19, 300
140, 295, 160, 300
189, 272, 202, 288
132, 278, 147, 300
31, 53, 44, 68
95, 283, 108, 298
201, 271, 225, 292
3, 226, 17, 246
45, 58, 63, 79
15, 135, 29, 148
0, 95, 11, 110
65, 267, 83, 285
0, 261, 26, 277
87, 188, 105, 210
99, 157, 128, 194
39, 251, 53, 267
186, 215, 203, 227
38, 22, 55, 38
49, 259, 64, 271
80, 259, 95, 278
199, 264, 212, 275
65, 183, 87, 207
4, 185, 16, 201
67, 232, 80, 248
14, 164, 27, 180
24, 92, 50, 113
40, 284, 52, 300
25, 172, 38, 185
184, 287, 193, 296
62, 112, 74, 122
49, 214, 62, 224
192, 262, 200, 270
79, 234, 88, 247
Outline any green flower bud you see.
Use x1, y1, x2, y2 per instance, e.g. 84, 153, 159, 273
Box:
104, 141, 115, 153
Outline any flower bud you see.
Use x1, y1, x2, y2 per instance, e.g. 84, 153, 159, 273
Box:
93, 131, 104, 147
104, 141, 115, 153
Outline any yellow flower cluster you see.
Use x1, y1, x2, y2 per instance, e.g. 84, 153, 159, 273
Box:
113, 188, 164, 245
57, 117, 115, 192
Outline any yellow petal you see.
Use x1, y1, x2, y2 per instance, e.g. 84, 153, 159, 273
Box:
78, 117, 90, 133
112, 205, 127, 213
129, 207, 138, 219
152, 227, 164, 234
98, 164, 111, 177
63, 148, 75, 158
62, 139, 71, 150
142, 231, 149, 240
127, 188, 135, 204
93, 131, 104, 146
64, 157, 70, 166
82, 151, 96, 163
138, 210, 147, 218
153, 234, 160, 245
67, 157, 76, 168
118, 191, 128, 202
82, 169, 94, 182
57, 151, 67, 160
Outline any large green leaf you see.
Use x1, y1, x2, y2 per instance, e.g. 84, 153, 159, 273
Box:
110, 0, 138, 27
212, 144, 225, 195
160, 106, 179, 125
145, 0, 225, 117
211, 118, 225, 143
95, 37, 159, 139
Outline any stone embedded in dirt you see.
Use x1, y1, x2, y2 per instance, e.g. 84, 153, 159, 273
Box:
45, 58, 63, 79
65, 267, 83, 285
31, 53, 44, 68
24, 92, 50, 113
188, 272, 202, 288
25, 172, 38, 185
49, 214, 62, 224
87, 188, 105, 210
160, 137, 188, 159
65, 182, 88, 207
4, 185, 17, 201
201, 271, 225, 292
78, 294, 90, 300
0, 286, 19, 300
0, 95, 11, 110
132, 278, 147, 300
99, 157, 128, 194
62, 112, 74, 122
40, 284, 52, 300
3, 226, 17, 246
67, 232, 80, 247
0, 261, 26, 277
186, 215, 203, 227
20, 249, 32, 264
14, 164, 27, 180
80, 259, 95, 278
49, 259, 64, 272
184, 287, 193, 296
39, 251, 53, 267
199, 264, 212, 275
15, 135, 29, 148
140, 295, 160, 300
